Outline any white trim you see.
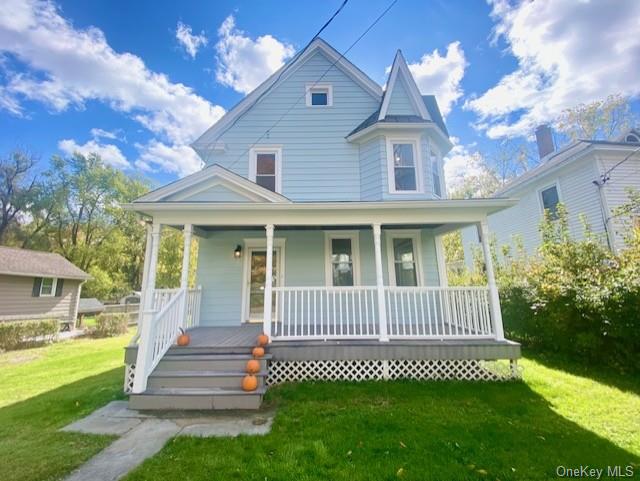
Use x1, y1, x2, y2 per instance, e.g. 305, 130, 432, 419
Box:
324, 231, 361, 287
39, 277, 58, 297
346, 122, 453, 152
384, 230, 423, 287
434, 235, 448, 287
386, 136, 424, 194
241, 237, 286, 323
537, 181, 562, 218
136, 164, 290, 203
305, 83, 333, 107
429, 142, 444, 199
170, 178, 266, 203
379, 51, 430, 121
249, 146, 283, 194
191, 38, 382, 153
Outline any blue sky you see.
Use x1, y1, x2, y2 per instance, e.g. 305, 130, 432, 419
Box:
2, 0, 639, 189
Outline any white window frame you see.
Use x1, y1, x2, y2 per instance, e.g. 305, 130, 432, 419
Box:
386, 136, 423, 194
305, 83, 333, 107
39, 277, 58, 297
429, 143, 444, 198
324, 231, 361, 286
385, 230, 424, 287
249, 146, 282, 194
537, 182, 562, 219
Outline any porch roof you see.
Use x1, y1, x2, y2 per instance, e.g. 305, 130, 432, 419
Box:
124, 198, 517, 234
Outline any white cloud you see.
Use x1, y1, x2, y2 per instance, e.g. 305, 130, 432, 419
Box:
0, 0, 225, 176
215, 15, 294, 95
90, 127, 122, 141
444, 137, 487, 193
135, 140, 203, 177
465, 0, 640, 139
58, 138, 130, 169
407, 42, 467, 117
175, 21, 207, 59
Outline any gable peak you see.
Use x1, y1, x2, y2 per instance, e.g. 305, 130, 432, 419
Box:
379, 50, 430, 121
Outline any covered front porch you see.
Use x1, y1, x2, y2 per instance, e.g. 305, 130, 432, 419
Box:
126, 198, 517, 395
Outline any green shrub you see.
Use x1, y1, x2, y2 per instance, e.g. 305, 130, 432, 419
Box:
0, 319, 59, 351
91, 313, 129, 338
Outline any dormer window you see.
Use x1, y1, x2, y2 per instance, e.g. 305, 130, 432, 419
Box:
306, 84, 332, 107
386, 137, 422, 194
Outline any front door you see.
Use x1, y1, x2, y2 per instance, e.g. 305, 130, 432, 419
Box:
245, 247, 281, 322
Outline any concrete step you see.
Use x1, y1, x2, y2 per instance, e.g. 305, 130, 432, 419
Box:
129, 387, 265, 410
147, 370, 267, 389
167, 345, 256, 355
156, 353, 271, 372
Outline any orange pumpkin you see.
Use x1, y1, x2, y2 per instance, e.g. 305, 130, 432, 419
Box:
246, 359, 260, 374
177, 328, 190, 346
257, 333, 269, 346
252, 346, 265, 358
242, 374, 258, 392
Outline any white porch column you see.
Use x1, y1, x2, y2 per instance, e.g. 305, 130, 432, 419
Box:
136, 222, 153, 328
180, 224, 193, 289
133, 222, 162, 393
372, 223, 389, 342
478, 219, 504, 340
263, 224, 274, 339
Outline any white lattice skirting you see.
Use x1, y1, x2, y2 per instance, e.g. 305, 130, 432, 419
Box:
124, 364, 136, 394
267, 359, 520, 385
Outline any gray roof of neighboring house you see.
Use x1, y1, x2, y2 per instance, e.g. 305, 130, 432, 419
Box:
78, 298, 105, 314
0, 246, 91, 280
347, 95, 449, 138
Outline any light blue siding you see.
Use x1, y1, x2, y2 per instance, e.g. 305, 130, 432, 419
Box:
195, 228, 441, 326
165, 183, 252, 202
386, 77, 418, 116
359, 136, 384, 200
200, 51, 380, 201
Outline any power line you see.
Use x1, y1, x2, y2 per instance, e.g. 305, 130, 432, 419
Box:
200, 0, 351, 160
596, 144, 640, 185
202, 0, 398, 171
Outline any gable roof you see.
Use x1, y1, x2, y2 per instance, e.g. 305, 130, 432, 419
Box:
378, 50, 430, 121
192, 38, 383, 155
134, 164, 292, 203
0, 247, 90, 280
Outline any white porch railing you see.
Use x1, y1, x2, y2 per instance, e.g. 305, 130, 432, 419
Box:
271, 286, 494, 341
184, 286, 203, 330
273, 286, 380, 339
152, 288, 180, 311
384, 286, 493, 339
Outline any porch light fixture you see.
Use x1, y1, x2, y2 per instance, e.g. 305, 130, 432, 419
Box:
234, 245, 242, 258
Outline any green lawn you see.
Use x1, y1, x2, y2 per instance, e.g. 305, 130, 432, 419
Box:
0, 336, 638, 481
0, 333, 130, 481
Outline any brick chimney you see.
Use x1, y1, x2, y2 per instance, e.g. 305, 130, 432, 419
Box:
535, 124, 555, 160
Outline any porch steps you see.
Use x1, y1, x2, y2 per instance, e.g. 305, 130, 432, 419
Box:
129, 351, 270, 411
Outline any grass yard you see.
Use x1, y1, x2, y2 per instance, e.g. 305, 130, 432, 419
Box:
0, 332, 130, 481
0, 336, 638, 481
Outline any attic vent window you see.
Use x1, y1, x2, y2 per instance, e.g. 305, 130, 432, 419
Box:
306, 84, 333, 107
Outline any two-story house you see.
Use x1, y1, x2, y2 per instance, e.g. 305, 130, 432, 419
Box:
124, 38, 519, 410
461, 126, 640, 268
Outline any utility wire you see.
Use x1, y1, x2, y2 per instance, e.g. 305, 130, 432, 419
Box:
202, 0, 398, 171
199, 0, 350, 161
597, 144, 640, 184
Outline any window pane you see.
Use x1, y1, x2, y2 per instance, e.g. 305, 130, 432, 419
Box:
256, 175, 276, 192
311, 91, 328, 106
332, 263, 354, 286
432, 154, 441, 197
541, 186, 559, 219
256, 153, 275, 174
331, 238, 352, 260
395, 167, 416, 191
392, 144, 414, 167
394, 262, 417, 286
393, 238, 414, 262
41, 277, 53, 295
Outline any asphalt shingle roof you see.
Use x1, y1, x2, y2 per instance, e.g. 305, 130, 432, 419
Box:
0, 246, 91, 280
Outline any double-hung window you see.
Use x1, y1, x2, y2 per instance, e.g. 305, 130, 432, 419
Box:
386, 232, 421, 287
250, 147, 282, 193
431, 151, 442, 198
325, 232, 360, 286
40, 277, 57, 297
387, 138, 421, 193
540, 184, 560, 220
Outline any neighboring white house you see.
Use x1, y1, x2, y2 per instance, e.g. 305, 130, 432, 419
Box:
124, 38, 521, 411
461, 128, 640, 267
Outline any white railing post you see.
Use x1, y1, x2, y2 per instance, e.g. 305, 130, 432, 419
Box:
263, 224, 274, 339
132, 222, 162, 393
179, 224, 193, 327
372, 224, 389, 342
478, 219, 504, 340
130, 222, 153, 345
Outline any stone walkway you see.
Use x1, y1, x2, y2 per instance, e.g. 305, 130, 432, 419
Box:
61, 401, 273, 481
